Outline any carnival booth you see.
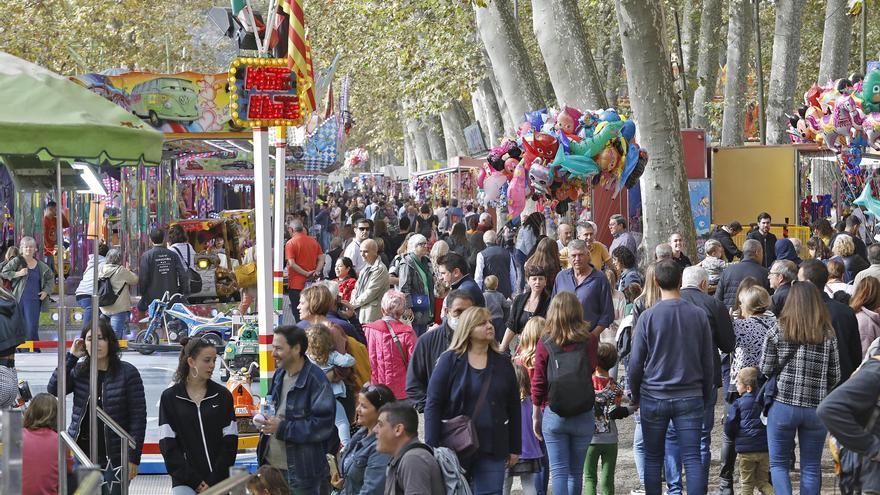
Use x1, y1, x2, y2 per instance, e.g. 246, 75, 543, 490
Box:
412, 157, 482, 206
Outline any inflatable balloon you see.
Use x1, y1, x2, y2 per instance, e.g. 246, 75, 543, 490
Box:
523, 109, 548, 132
483, 172, 507, 202
855, 180, 880, 218
507, 160, 528, 220
860, 70, 880, 114
864, 112, 880, 150
621, 120, 636, 142
521, 133, 559, 166
528, 161, 552, 199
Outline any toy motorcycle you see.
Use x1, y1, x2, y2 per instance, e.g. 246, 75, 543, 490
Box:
133, 292, 233, 355
221, 358, 260, 434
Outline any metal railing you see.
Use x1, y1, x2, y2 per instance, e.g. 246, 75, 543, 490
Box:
201, 466, 252, 495
95, 406, 136, 495
0, 409, 23, 494
60, 431, 102, 494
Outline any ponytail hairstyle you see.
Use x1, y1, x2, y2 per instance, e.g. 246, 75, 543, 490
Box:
174, 337, 216, 383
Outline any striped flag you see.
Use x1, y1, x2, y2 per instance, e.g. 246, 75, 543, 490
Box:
281, 0, 315, 115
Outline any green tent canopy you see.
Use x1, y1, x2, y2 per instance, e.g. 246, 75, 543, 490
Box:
0, 52, 164, 166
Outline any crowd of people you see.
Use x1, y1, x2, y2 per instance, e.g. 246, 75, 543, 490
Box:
7, 192, 880, 495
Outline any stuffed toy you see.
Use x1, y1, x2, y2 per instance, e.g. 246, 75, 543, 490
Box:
860, 70, 880, 114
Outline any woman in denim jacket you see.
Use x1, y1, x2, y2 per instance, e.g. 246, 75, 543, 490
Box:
331, 384, 396, 495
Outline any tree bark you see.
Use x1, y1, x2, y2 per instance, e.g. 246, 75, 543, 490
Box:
423, 115, 447, 161
818, 0, 853, 84
406, 119, 431, 172
403, 127, 416, 174
441, 101, 471, 158
678, 0, 701, 126
720, 0, 751, 147
615, 0, 696, 259
765, 0, 807, 144
473, 77, 505, 146
481, 51, 517, 135
475, 0, 545, 126
691, 0, 723, 130
604, 23, 623, 109
531, 0, 606, 109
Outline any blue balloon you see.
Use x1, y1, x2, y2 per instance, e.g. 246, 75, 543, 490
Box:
523, 109, 548, 131
599, 109, 621, 122
621, 120, 636, 141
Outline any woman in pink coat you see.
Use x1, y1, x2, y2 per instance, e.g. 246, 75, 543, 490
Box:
363, 290, 418, 399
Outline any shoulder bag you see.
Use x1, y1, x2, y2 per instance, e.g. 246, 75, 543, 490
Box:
383, 320, 409, 368
173, 245, 203, 294
753, 344, 798, 424
440, 363, 493, 458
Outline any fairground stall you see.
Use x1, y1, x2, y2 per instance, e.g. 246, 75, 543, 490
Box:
411, 156, 482, 206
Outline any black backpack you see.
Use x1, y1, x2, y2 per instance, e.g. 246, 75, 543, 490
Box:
543, 335, 595, 417
173, 246, 202, 294
97, 269, 126, 307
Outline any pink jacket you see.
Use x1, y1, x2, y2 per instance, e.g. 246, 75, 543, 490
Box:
364, 318, 418, 399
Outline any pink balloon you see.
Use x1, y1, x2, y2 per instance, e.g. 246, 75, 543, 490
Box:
483, 173, 507, 202
507, 161, 527, 219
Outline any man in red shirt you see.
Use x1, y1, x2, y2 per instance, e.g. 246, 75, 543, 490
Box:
43, 200, 69, 275
285, 219, 324, 322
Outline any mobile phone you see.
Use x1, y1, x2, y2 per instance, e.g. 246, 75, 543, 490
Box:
327, 453, 339, 478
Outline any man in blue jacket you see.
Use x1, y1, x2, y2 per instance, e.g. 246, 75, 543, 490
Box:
438, 252, 485, 310
258, 325, 336, 494
628, 259, 714, 495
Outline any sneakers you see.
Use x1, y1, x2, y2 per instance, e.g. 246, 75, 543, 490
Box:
631, 489, 646, 495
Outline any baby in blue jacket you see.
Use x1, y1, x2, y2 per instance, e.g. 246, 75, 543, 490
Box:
724, 367, 774, 495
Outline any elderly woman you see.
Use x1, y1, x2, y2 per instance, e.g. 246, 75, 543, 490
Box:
1, 236, 53, 343
98, 248, 139, 339
832, 235, 869, 283
430, 240, 450, 324
362, 290, 418, 399
395, 234, 434, 335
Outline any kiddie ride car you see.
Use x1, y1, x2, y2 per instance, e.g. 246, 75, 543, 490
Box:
220, 313, 259, 382
221, 357, 260, 434
129, 292, 233, 355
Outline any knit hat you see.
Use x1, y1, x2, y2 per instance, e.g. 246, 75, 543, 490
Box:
408, 234, 428, 253
0, 365, 18, 408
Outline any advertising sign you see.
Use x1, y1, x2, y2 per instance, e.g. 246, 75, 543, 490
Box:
228, 58, 303, 128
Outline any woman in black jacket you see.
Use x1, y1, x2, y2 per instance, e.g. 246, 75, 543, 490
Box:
500, 264, 550, 352
159, 337, 238, 494
396, 234, 434, 336
424, 306, 520, 494
48, 319, 146, 495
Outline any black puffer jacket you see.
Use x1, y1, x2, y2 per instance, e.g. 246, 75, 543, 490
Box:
0, 292, 23, 354
714, 259, 771, 309
48, 353, 147, 466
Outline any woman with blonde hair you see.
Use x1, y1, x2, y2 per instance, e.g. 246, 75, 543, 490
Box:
531, 292, 597, 495
730, 285, 776, 392
514, 316, 547, 373
832, 234, 869, 282
424, 306, 520, 493
850, 276, 880, 355
760, 278, 840, 494
430, 240, 450, 322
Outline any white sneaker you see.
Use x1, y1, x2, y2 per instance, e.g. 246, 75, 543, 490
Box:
631, 490, 646, 495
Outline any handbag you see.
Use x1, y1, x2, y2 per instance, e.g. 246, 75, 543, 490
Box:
753, 346, 798, 424
234, 261, 257, 288
173, 246, 203, 294
408, 255, 431, 312
440, 365, 493, 458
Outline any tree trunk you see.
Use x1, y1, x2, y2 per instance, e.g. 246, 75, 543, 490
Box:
475, 0, 545, 126
403, 127, 416, 174
691, 0, 723, 130
818, 0, 853, 84
720, 0, 751, 147
406, 119, 431, 172
531, 0, 606, 109
423, 115, 447, 161
615, 0, 696, 259
482, 51, 517, 135
441, 101, 471, 158
473, 77, 505, 146
604, 23, 623, 109
765, 0, 807, 144
678, 0, 701, 126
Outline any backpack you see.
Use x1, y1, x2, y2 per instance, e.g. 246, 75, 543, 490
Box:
542, 335, 595, 417
173, 245, 202, 294
97, 269, 126, 307
400, 443, 472, 495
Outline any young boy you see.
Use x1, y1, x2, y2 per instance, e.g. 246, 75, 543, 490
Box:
700, 239, 729, 289
482, 275, 509, 343
723, 367, 774, 495
585, 343, 634, 495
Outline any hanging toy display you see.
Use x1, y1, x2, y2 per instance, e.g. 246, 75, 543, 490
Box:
478, 106, 648, 219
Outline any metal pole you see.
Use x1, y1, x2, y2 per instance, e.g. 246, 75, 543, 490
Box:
861, 0, 867, 74
89, 197, 99, 465
273, 127, 286, 329
673, 8, 691, 128
55, 158, 68, 495
253, 129, 274, 396
753, 0, 767, 145
1, 409, 23, 494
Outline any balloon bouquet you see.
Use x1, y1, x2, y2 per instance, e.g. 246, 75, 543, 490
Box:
477, 106, 648, 222
787, 70, 880, 217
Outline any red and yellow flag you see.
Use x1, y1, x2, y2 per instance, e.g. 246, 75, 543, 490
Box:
282, 0, 315, 115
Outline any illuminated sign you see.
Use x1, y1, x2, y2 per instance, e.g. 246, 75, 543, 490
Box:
228, 57, 303, 128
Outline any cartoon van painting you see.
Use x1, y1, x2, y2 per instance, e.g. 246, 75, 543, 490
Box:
129, 77, 199, 127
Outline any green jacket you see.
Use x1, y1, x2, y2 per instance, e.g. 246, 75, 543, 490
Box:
0, 256, 55, 310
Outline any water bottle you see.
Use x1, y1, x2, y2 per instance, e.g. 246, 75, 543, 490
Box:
261, 395, 275, 417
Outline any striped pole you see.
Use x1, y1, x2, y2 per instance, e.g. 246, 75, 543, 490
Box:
282, 0, 313, 114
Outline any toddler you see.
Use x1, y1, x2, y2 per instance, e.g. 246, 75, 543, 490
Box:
723, 367, 774, 495
585, 343, 633, 495
700, 239, 729, 288
482, 275, 510, 342
306, 323, 356, 447
504, 363, 543, 495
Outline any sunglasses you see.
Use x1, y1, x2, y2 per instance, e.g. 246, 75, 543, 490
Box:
357, 227, 370, 231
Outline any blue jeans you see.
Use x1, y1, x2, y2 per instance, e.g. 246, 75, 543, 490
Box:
663, 387, 717, 494
633, 412, 645, 487
541, 407, 594, 495
470, 456, 507, 495
77, 296, 93, 331
102, 312, 131, 340
767, 401, 827, 495
280, 469, 320, 495
639, 394, 707, 495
